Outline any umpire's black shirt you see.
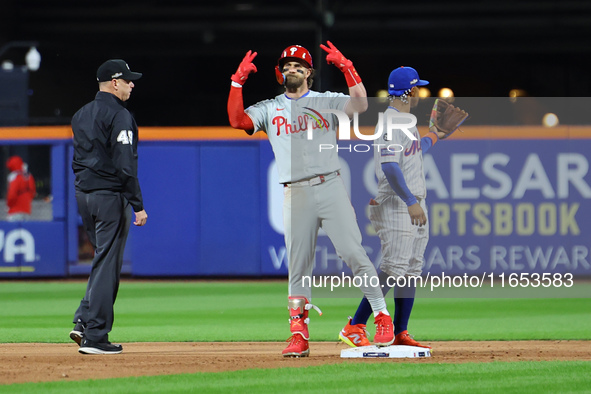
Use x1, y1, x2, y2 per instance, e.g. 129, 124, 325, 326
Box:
72, 91, 144, 212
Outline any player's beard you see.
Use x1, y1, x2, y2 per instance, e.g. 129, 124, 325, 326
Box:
285, 74, 305, 91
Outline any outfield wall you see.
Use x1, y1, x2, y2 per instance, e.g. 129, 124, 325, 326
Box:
1, 126, 590, 278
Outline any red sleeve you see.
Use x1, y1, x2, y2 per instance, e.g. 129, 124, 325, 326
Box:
227, 85, 254, 132
6, 177, 18, 207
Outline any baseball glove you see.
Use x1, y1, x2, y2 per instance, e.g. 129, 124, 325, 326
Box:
429, 99, 469, 139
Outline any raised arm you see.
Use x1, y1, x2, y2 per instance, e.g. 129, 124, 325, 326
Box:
320, 41, 368, 116
227, 50, 257, 132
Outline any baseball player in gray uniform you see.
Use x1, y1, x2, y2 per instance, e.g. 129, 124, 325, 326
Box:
228, 42, 394, 357
339, 66, 447, 349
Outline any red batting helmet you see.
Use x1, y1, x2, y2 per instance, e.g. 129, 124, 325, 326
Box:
276, 45, 313, 84
278, 45, 313, 68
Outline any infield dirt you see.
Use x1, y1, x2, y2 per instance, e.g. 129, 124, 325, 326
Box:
1, 341, 590, 384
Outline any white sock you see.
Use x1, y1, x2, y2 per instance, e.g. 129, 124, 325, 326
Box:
374, 309, 389, 317
367, 296, 387, 316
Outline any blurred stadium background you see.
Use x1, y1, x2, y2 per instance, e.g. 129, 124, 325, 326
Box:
1, 1, 591, 282
2, 0, 591, 127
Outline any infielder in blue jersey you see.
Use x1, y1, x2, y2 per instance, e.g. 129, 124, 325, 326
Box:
339, 66, 449, 349
228, 43, 395, 357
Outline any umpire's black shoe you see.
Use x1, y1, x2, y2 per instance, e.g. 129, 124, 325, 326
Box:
69, 322, 85, 346
78, 338, 123, 355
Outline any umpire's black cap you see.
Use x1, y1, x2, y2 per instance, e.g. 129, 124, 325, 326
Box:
97, 59, 143, 82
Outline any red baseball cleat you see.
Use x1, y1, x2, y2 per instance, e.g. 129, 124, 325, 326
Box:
282, 333, 309, 357
338, 317, 371, 347
373, 312, 394, 346
282, 296, 322, 357
394, 330, 432, 349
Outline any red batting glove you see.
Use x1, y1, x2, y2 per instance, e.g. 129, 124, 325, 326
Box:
319, 41, 362, 87
320, 41, 351, 72
231, 50, 258, 86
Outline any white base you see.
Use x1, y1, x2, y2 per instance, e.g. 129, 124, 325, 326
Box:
341, 345, 431, 358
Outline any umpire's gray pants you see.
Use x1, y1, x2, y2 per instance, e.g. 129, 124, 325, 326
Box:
73, 191, 131, 343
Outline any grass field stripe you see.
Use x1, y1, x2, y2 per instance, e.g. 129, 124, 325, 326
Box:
3, 360, 591, 392
0, 281, 590, 344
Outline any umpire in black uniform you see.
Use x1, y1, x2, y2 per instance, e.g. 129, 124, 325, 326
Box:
69, 59, 148, 355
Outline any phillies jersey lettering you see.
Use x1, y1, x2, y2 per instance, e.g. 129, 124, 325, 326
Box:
272, 111, 330, 136
375, 107, 426, 198
246, 91, 349, 183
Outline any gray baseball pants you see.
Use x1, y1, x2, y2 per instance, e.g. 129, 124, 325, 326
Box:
284, 175, 387, 313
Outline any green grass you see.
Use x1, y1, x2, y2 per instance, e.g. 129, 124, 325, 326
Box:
1, 280, 590, 392
0, 281, 590, 343
2, 361, 590, 393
